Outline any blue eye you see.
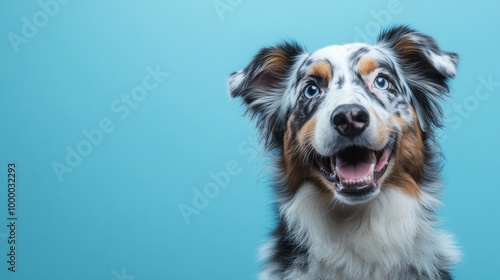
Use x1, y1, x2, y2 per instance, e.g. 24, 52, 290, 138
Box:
374, 76, 390, 90
304, 84, 320, 98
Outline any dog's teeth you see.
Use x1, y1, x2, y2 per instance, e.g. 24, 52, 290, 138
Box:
339, 174, 375, 186
369, 163, 374, 176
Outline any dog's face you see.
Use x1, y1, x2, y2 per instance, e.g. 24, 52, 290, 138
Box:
228, 26, 457, 205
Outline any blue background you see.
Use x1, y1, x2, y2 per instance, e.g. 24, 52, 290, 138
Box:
1, 1, 499, 279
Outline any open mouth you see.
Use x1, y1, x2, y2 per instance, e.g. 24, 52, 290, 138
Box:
315, 143, 394, 199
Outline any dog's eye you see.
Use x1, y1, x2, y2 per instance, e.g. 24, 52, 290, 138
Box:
373, 76, 390, 90
304, 84, 321, 98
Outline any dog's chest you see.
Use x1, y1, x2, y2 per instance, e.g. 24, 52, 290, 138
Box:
273, 184, 435, 279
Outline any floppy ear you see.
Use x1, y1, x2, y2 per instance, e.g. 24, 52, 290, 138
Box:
228, 42, 307, 149
377, 26, 458, 129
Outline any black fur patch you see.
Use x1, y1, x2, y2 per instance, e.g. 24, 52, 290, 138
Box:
270, 221, 309, 274
336, 75, 345, 89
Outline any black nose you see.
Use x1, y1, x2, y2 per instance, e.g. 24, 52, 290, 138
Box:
331, 104, 370, 139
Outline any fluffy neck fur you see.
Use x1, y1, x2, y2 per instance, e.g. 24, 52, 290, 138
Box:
270, 184, 458, 280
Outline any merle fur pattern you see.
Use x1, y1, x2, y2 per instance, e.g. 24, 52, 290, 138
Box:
228, 26, 459, 280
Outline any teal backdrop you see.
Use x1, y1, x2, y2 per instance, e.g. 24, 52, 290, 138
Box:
1, 1, 499, 279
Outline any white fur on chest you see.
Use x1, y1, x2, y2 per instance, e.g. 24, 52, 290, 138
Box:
260, 184, 459, 280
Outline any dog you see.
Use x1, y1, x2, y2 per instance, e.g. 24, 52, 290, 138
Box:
228, 26, 459, 280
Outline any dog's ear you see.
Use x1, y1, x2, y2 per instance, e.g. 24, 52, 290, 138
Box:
228, 42, 307, 149
377, 26, 458, 129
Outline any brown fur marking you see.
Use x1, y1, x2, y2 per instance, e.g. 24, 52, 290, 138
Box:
256, 49, 293, 86
374, 112, 389, 146
282, 116, 327, 193
384, 109, 424, 197
358, 57, 379, 76
297, 118, 316, 146
308, 61, 332, 85
393, 35, 422, 57
265, 49, 289, 70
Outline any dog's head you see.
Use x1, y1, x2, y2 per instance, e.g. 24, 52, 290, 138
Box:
228, 26, 457, 204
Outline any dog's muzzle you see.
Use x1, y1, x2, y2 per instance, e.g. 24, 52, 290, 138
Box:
315, 104, 395, 202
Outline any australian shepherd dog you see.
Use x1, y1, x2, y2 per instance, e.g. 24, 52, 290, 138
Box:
228, 26, 459, 280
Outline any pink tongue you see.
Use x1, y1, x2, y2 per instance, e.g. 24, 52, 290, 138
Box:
338, 162, 372, 180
